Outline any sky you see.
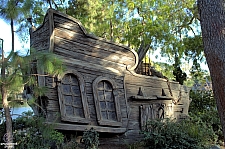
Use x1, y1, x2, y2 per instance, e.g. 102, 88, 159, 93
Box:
0, 19, 30, 56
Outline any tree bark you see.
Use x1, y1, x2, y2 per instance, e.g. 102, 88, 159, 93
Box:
0, 17, 14, 148
2, 87, 13, 144
198, 0, 225, 144
1, 56, 13, 146
10, 18, 14, 52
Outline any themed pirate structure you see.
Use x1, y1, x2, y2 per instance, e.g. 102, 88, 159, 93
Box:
28, 9, 191, 144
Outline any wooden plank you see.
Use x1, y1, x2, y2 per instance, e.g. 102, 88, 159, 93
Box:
63, 61, 124, 77
54, 46, 129, 70
54, 28, 136, 64
49, 11, 55, 52
31, 37, 50, 47
130, 95, 157, 100
127, 121, 140, 130
126, 84, 162, 97
125, 74, 167, 89
54, 36, 134, 64
86, 94, 95, 104
56, 53, 127, 72
54, 27, 131, 54
125, 73, 181, 91
31, 20, 49, 35
49, 9, 138, 66
31, 13, 49, 34
53, 14, 85, 34
31, 35, 49, 46
45, 88, 58, 100
126, 84, 180, 99
49, 122, 127, 133
47, 100, 60, 111
31, 21, 50, 46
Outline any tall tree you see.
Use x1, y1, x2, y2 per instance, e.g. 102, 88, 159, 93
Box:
198, 0, 225, 143
0, 49, 63, 147
66, 0, 201, 74
0, 0, 33, 145
0, 0, 63, 146
0, 0, 34, 52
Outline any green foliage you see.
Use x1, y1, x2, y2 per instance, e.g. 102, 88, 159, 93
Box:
141, 118, 215, 149
189, 90, 223, 143
173, 65, 187, 85
0, 50, 64, 105
153, 62, 174, 80
65, 0, 205, 83
189, 90, 215, 113
0, 0, 33, 22
62, 135, 79, 149
81, 128, 99, 149
13, 111, 64, 149
183, 35, 204, 62
0, 0, 35, 46
173, 56, 187, 85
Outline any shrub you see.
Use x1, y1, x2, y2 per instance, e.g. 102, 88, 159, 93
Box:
13, 111, 64, 149
62, 134, 78, 149
189, 90, 223, 143
81, 128, 99, 149
141, 118, 216, 149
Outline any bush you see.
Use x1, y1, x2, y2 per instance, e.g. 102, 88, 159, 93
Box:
81, 128, 99, 149
62, 134, 78, 149
141, 90, 223, 149
141, 118, 216, 149
189, 90, 215, 113
13, 111, 64, 149
189, 90, 223, 143
0, 111, 102, 149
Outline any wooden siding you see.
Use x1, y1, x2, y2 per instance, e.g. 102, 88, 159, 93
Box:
51, 12, 137, 70
45, 64, 128, 131
30, 17, 50, 52
125, 72, 181, 99
30, 8, 191, 145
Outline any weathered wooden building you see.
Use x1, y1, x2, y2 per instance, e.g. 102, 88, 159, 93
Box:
29, 9, 191, 145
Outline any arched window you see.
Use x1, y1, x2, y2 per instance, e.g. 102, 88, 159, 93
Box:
93, 76, 122, 127
58, 70, 89, 123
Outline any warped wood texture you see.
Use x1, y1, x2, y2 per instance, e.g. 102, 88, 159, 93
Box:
198, 0, 225, 143
29, 8, 191, 144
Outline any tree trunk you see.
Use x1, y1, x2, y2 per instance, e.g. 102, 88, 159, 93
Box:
10, 18, 14, 52
198, 0, 225, 144
1, 54, 13, 146
0, 17, 14, 148
2, 87, 13, 144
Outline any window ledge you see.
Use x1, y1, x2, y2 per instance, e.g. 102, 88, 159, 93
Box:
61, 116, 91, 124
130, 95, 173, 101
46, 122, 127, 133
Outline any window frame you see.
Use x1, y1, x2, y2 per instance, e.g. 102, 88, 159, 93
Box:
92, 76, 122, 127
57, 70, 90, 124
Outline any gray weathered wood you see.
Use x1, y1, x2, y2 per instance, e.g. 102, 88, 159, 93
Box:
29, 8, 191, 145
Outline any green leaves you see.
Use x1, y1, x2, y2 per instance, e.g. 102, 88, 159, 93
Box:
31, 50, 65, 76
141, 118, 215, 149
81, 128, 99, 149
13, 112, 64, 148
65, 0, 202, 69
